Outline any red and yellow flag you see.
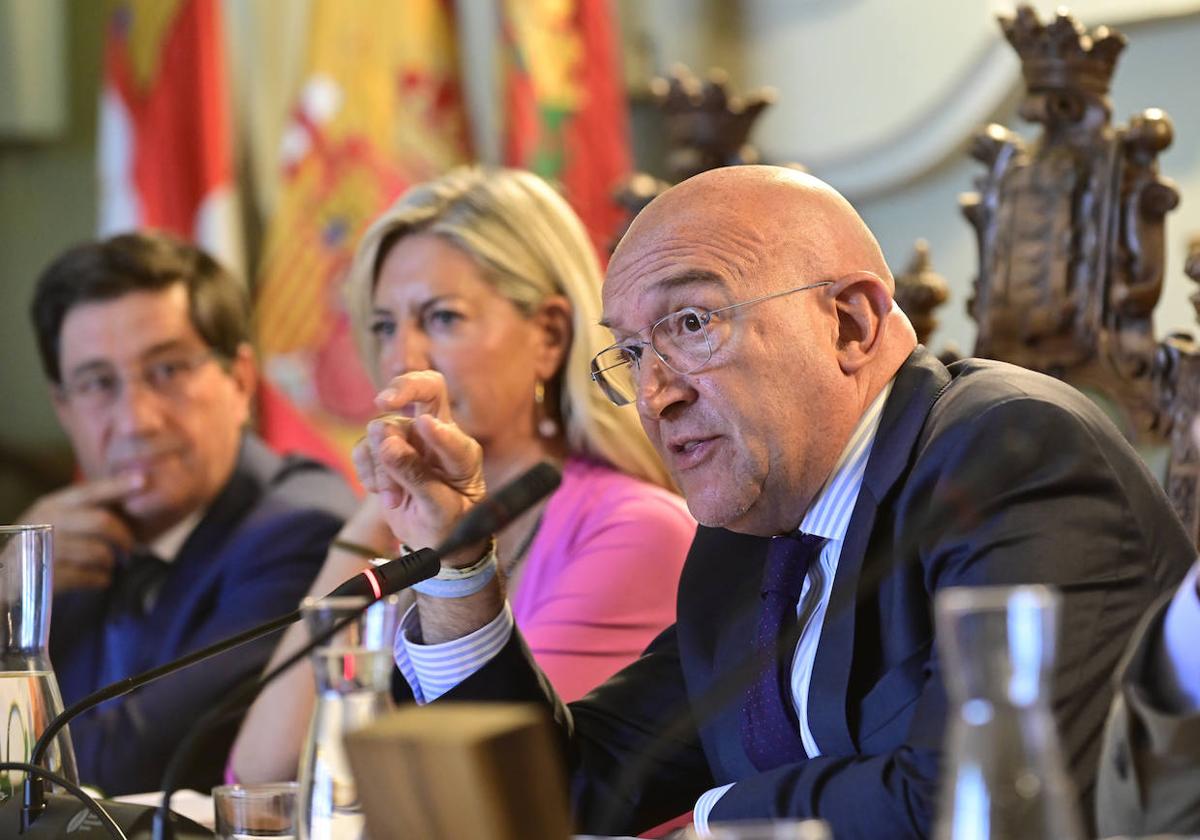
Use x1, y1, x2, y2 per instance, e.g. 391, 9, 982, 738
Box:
501, 0, 632, 253
254, 0, 471, 479
97, 0, 243, 274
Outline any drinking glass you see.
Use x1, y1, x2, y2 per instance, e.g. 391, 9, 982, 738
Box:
214, 782, 298, 839
933, 585, 1084, 840
0, 525, 77, 802
296, 595, 399, 840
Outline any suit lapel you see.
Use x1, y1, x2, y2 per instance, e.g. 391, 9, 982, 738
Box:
807, 347, 952, 755
145, 437, 274, 652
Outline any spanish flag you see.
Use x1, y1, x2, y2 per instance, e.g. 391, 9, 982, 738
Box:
253, 0, 471, 479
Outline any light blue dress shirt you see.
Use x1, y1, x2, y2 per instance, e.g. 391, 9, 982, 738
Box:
1157, 560, 1200, 712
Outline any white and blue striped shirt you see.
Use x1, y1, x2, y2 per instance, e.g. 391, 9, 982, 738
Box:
395, 381, 893, 833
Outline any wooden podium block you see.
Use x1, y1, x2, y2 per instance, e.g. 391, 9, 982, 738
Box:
343, 702, 571, 840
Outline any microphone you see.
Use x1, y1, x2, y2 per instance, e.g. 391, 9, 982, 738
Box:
6, 461, 561, 837
438, 461, 562, 557
4, 548, 441, 839
324, 460, 563, 600
151, 462, 563, 839
326, 546, 440, 600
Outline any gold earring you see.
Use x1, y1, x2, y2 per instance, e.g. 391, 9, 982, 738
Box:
534, 381, 559, 438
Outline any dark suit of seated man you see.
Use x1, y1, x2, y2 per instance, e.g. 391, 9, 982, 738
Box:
1096, 558, 1200, 837
19, 233, 356, 795
357, 166, 1194, 838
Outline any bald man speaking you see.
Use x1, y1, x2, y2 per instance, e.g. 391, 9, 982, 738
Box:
357, 167, 1193, 837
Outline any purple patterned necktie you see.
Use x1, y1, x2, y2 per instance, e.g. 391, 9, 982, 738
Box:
740, 531, 826, 772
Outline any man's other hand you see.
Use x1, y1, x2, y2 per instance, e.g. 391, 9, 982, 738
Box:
17, 472, 144, 592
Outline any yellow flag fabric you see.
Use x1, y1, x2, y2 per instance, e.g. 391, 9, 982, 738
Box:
254, 0, 470, 475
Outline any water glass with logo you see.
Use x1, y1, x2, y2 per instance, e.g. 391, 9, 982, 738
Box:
0, 525, 78, 803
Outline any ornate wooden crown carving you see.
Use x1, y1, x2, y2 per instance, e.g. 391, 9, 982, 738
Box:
650, 65, 776, 183
893, 240, 949, 348
609, 65, 780, 252
1000, 5, 1126, 97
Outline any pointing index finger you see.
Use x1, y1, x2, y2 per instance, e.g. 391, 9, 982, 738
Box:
62, 472, 147, 507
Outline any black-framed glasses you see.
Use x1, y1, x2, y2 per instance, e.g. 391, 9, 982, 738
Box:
60, 349, 220, 412
590, 280, 834, 406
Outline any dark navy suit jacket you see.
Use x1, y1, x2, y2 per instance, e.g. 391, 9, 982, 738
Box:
447, 348, 1195, 838
50, 434, 356, 795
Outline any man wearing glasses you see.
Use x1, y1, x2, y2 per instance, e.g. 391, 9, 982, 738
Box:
19, 232, 355, 795
361, 166, 1192, 837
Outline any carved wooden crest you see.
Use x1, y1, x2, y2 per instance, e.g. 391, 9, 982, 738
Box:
1157, 237, 1200, 541
894, 239, 949, 348
609, 66, 784, 252
961, 5, 1178, 440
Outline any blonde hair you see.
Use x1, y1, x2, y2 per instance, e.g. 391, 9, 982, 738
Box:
345, 166, 673, 490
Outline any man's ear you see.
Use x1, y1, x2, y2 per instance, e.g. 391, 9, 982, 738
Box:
531, 295, 573, 382
828, 272, 893, 375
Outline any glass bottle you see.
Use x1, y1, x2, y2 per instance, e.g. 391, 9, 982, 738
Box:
934, 585, 1084, 840
297, 595, 399, 840
0, 525, 78, 802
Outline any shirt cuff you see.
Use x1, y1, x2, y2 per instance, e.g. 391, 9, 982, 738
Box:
393, 601, 514, 704
692, 783, 735, 836
1157, 561, 1200, 713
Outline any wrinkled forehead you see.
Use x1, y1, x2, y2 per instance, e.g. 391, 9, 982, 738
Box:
602, 216, 768, 332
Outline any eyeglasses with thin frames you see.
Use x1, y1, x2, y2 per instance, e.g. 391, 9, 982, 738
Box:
590, 279, 834, 407
59, 349, 221, 412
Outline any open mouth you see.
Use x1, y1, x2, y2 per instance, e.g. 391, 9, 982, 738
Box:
667, 436, 719, 469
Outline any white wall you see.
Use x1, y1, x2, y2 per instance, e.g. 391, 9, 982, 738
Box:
619, 1, 1200, 355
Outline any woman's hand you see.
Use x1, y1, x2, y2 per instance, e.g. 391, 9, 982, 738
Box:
353, 371, 486, 563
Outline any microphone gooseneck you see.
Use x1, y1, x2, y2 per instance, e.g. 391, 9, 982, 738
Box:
28, 613, 298, 771
153, 462, 562, 839
153, 547, 440, 840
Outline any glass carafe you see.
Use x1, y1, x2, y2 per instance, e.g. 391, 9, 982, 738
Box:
297, 595, 399, 840
933, 585, 1084, 840
0, 525, 78, 802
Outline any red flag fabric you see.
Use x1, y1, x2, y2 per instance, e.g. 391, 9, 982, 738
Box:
97, 0, 243, 274
501, 0, 632, 253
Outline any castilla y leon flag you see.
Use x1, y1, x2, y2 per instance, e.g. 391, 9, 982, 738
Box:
253, 0, 471, 480
97, 0, 243, 276
501, 0, 631, 254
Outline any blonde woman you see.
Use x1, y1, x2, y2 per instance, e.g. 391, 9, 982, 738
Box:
231, 167, 694, 783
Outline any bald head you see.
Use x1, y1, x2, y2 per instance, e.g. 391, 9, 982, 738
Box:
613, 165, 895, 295
602, 165, 917, 536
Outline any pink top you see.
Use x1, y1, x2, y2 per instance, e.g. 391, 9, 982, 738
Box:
509, 457, 695, 702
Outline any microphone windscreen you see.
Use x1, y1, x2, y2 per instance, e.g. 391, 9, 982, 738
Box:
437, 462, 562, 557
326, 548, 440, 599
